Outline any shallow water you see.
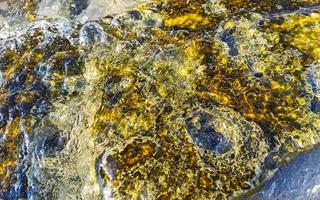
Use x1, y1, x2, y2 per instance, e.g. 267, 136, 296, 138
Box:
0, 0, 320, 199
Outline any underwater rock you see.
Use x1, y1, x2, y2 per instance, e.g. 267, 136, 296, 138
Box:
249, 146, 320, 200
70, 0, 89, 16
186, 110, 233, 154
1, 0, 320, 199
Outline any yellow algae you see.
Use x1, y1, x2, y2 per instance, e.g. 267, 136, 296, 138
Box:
164, 13, 211, 29
272, 12, 320, 61
26, 12, 36, 21
2, 1, 320, 200
224, 19, 235, 29
270, 80, 284, 90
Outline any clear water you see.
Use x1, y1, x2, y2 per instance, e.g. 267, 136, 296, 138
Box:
1, 1, 320, 200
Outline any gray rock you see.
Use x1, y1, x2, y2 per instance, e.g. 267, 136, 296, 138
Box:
248, 147, 320, 200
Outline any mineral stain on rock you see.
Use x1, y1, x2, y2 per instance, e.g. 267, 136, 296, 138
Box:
0, 0, 320, 199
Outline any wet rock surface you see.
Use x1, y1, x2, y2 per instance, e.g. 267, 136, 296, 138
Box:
249, 146, 320, 200
0, 0, 320, 199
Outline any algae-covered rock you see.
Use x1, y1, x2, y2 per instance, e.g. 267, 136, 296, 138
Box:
1, 0, 320, 199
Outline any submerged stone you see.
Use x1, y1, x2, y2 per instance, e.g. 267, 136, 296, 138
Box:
186, 111, 232, 154
1, 0, 320, 200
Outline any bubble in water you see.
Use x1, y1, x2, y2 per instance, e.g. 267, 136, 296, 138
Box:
79, 22, 110, 46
